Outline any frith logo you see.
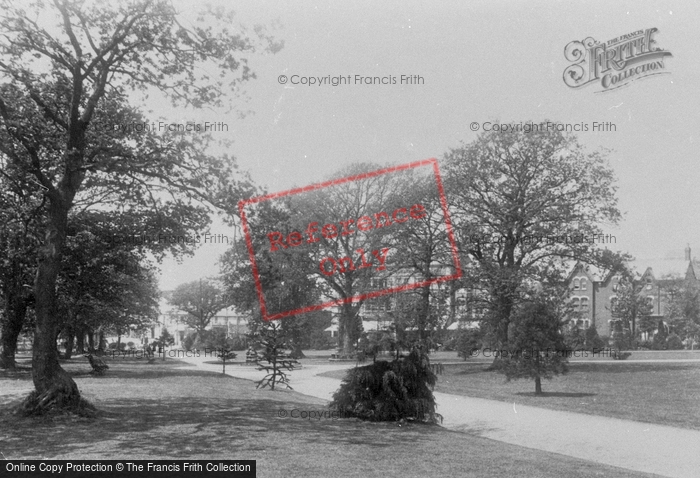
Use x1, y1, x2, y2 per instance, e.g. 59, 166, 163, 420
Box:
563, 28, 672, 93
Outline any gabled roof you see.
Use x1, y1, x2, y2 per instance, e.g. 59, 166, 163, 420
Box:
565, 261, 615, 284
638, 259, 688, 280
687, 260, 700, 281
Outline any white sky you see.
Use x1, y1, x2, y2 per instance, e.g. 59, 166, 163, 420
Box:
157, 0, 700, 290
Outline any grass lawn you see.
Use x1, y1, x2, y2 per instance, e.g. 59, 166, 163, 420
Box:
436, 362, 700, 430
0, 357, 658, 478
323, 360, 700, 430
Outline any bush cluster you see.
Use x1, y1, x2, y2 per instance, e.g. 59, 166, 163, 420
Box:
330, 349, 442, 423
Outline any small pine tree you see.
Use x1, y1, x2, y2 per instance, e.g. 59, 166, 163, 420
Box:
154, 328, 175, 360
455, 328, 482, 361
254, 321, 298, 390
494, 298, 569, 395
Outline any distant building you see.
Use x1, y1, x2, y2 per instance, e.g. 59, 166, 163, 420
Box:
565, 245, 700, 337
152, 293, 250, 347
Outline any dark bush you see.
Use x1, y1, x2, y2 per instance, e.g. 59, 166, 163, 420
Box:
584, 324, 606, 350
564, 325, 586, 350
455, 328, 482, 360
309, 333, 335, 350
330, 349, 442, 423
229, 336, 248, 351
652, 319, 668, 350
182, 331, 198, 351
666, 333, 684, 350
637, 340, 653, 350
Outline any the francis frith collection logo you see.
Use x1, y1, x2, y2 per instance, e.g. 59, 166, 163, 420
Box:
563, 28, 672, 93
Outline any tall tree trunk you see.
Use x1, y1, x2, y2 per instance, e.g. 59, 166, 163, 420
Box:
535, 376, 542, 395
418, 284, 431, 348
0, 289, 29, 370
75, 326, 85, 354
338, 302, 360, 355
98, 330, 106, 354
24, 199, 84, 414
87, 328, 95, 352
63, 325, 75, 359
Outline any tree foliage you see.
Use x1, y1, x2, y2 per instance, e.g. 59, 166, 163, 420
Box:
0, 0, 280, 414
330, 349, 442, 423
493, 295, 569, 395
169, 278, 230, 335
443, 123, 621, 348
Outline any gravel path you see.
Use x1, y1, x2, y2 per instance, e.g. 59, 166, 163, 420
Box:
177, 355, 700, 478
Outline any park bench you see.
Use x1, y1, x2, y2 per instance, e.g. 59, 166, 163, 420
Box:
85, 353, 109, 375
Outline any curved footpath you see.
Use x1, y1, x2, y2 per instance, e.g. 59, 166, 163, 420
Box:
177, 355, 700, 478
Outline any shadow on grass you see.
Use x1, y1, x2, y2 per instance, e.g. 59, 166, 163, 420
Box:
515, 392, 597, 398
0, 396, 438, 458
452, 365, 493, 375
0, 358, 443, 459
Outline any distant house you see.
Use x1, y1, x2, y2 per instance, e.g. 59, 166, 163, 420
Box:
565, 245, 700, 338
152, 293, 251, 347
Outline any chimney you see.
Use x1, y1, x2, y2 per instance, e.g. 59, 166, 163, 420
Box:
685, 244, 691, 261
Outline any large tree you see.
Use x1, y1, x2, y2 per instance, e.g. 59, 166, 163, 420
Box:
0, 164, 41, 369
57, 219, 161, 357
660, 277, 700, 344
221, 200, 327, 358
443, 122, 621, 348
169, 278, 230, 336
0, 0, 280, 414
611, 274, 654, 348
281, 163, 405, 354
389, 171, 459, 349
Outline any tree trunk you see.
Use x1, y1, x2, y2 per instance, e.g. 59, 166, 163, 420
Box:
23, 198, 90, 416
1, 291, 29, 370
75, 327, 85, 354
338, 302, 360, 355
535, 376, 542, 395
87, 328, 95, 352
418, 284, 431, 348
63, 325, 75, 359
98, 330, 106, 354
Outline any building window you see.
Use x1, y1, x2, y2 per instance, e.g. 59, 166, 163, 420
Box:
571, 297, 580, 311
573, 278, 580, 290
371, 278, 387, 289
580, 278, 587, 291
610, 297, 618, 313
581, 297, 589, 311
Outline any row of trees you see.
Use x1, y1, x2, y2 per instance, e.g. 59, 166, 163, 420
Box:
220, 124, 623, 361
0, 0, 281, 414
607, 270, 700, 350
5, 0, 679, 412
